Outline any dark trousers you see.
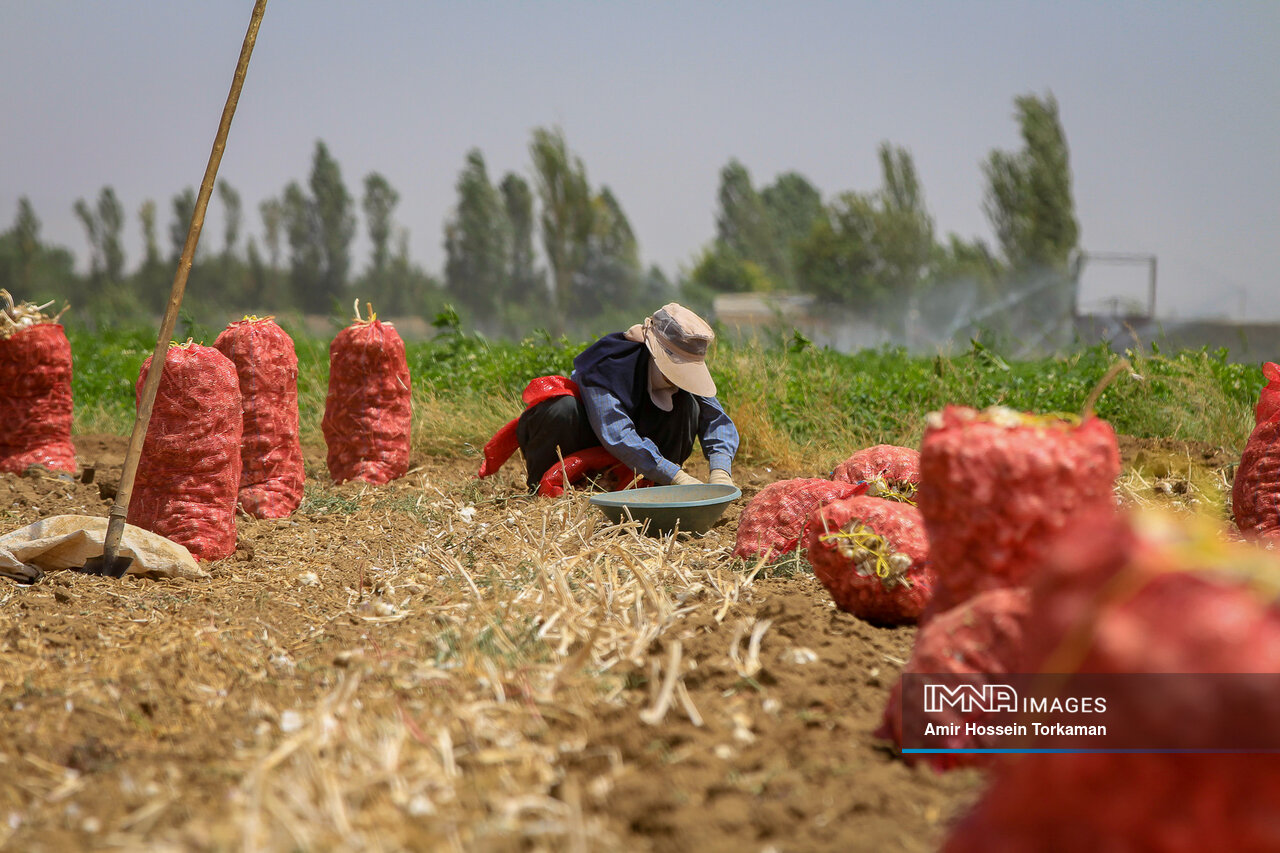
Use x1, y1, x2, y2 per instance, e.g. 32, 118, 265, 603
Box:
516, 394, 699, 490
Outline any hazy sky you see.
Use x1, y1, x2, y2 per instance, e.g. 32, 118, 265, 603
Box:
2, 1, 1277, 320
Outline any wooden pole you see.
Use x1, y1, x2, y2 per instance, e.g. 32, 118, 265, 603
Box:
98, 0, 268, 577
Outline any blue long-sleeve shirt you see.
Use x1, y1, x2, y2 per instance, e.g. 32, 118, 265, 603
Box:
571, 334, 739, 484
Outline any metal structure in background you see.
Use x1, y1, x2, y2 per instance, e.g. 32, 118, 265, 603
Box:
1074, 251, 1158, 319
81, 0, 269, 577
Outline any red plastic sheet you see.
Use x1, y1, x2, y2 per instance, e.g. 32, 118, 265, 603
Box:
478, 376, 581, 479
537, 446, 636, 498
476, 375, 649, 497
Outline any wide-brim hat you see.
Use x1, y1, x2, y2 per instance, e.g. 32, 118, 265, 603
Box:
641, 303, 717, 397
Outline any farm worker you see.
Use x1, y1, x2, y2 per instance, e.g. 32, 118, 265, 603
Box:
515, 303, 740, 491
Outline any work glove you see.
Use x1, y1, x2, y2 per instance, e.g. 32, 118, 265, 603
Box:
709, 469, 735, 488
671, 470, 703, 486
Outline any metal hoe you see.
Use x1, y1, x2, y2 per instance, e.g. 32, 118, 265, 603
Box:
80, 0, 268, 576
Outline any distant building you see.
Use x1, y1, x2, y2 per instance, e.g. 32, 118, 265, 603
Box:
712, 293, 892, 352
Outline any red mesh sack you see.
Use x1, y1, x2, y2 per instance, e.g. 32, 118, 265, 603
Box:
877, 587, 1031, 769
732, 478, 866, 561
321, 315, 411, 485
918, 405, 1120, 614
127, 344, 242, 561
948, 753, 1280, 853
831, 444, 920, 502
0, 320, 76, 475
1022, 509, 1280, 676
213, 318, 305, 518
945, 510, 1280, 851
1256, 362, 1280, 425
1232, 413, 1280, 538
806, 495, 934, 625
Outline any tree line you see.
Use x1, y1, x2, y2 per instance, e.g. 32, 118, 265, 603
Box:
0, 93, 1078, 341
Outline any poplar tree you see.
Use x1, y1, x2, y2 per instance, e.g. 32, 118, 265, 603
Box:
577, 186, 642, 316
310, 141, 356, 310
530, 126, 592, 330
443, 149, 510, 320
499, 172, 543, 308
282, 141, 356, 313
217, 180, 242, 261
983, 92, 1079, 273
362, 172, 399, 283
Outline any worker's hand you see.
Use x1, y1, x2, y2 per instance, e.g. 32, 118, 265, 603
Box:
709, 469, 735, 488
671, 470, 703, 486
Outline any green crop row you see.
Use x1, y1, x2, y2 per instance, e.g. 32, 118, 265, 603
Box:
67, 323, 1261, 471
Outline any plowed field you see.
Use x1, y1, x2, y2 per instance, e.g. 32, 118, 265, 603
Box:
0, 434, 1231, 851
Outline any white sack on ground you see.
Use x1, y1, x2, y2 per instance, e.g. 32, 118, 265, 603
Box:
0, 515, 207, 583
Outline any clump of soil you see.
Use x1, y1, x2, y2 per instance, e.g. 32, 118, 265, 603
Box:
573, 579, 980, 851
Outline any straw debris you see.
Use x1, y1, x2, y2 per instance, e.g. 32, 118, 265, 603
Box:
0, 452, 974, 850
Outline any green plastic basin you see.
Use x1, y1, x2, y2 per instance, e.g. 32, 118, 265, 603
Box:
588, 483, 742, 536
